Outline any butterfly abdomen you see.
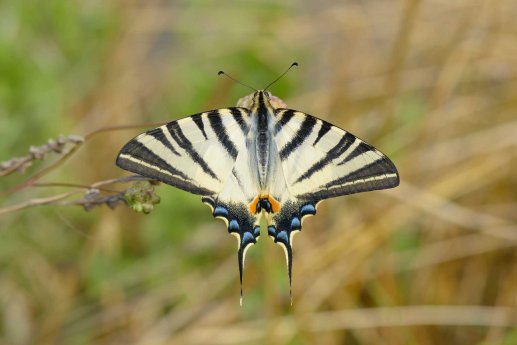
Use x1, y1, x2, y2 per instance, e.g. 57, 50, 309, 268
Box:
256, 121, 270, 187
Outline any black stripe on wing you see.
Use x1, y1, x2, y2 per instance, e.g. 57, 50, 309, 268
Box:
191, 114, 208, 140
118, 141, 189, 180
147, 127, 181, 156
279, 115, 317, 160
230, 108, 250, 135
298, 156, 399, 200
324, 157, 398, 189
337, 141, 371, 166
313, 121, 331, 146
116, 141, 215, 195
294, 132, 357, 184
167, 121, 220, 181
274, 109, 295, 135
208, 111, 239, 159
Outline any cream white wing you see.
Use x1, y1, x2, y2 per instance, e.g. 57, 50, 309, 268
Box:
117, 108, 252, 197
272, 109, 399, 200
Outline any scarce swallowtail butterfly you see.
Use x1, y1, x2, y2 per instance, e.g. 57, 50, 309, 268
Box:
116, 63, 399, 304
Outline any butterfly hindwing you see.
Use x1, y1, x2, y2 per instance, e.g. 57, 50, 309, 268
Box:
202, 197, 260, 305
267, 199, 318, 301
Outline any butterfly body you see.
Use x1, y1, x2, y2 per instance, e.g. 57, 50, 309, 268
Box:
116, 89, 399, 304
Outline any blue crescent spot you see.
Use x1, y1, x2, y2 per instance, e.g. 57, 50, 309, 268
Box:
300, 204, 316, 216
290, 217, 301, 230
253, 226, 260, 236
276, 230, 289, 243
242, 232, 255, 245
262, 199, 272, 212
229, 219, 240, 231
214, 206, 228, 217
268, 225, 277, 236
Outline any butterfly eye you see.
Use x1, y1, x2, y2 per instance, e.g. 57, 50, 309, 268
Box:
265, 91, 272, 99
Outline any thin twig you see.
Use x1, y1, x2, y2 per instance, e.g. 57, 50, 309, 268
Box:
33, 182, 120, 193
0, 192, 80, 215
0, 121, 166, 198
0, 135, 84, 177
0, 175, 156, 216
83, 122, 166, 141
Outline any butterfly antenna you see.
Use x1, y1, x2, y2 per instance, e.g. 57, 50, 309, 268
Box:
264, 62, 298, 91
218, 71, 257, 92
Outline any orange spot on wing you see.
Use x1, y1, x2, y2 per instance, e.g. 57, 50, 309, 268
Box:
266, 195, 281, 213
249, 194, 282, 214
249, 195, 260, 215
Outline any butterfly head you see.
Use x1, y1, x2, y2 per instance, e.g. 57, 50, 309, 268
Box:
237, 90, 287, 110
222, 62, 298, 110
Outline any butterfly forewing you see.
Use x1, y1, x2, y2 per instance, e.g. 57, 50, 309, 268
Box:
273, 109, 399, 200
116, 108, 251, 196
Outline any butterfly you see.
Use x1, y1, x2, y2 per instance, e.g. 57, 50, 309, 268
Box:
116, 64, 399, 304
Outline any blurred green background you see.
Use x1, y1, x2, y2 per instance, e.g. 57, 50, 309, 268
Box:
1, 0, 517, 344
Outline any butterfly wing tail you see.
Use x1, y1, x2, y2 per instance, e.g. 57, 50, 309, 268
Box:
203, 197, 260, 306
269, 199, 318, 304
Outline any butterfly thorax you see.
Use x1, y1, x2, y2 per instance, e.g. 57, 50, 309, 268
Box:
244, 91, 282, 192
